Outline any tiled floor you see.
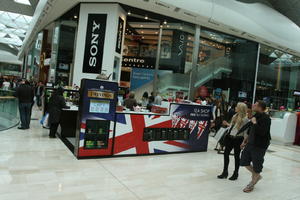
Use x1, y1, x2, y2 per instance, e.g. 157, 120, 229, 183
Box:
0, 108, 300, 200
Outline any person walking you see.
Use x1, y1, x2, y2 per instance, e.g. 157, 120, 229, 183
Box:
15, 80, 34, 129
48, 87, 69, 138
217, 102, 249, 180
239, 100, 271, 193
35, 81, 44, 108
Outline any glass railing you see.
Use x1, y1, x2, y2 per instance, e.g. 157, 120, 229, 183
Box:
0, 89, 19, 131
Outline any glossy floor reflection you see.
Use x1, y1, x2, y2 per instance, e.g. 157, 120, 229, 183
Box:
0, 109, 300, 200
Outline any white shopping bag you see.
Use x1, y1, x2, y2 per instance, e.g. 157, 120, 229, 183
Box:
40, 113, 49, 129
214, 127, 229, 142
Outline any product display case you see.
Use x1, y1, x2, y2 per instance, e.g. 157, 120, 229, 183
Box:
270, 110, 297, 144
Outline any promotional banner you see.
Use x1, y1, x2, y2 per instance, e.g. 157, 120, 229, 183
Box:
115, 17, 124, 54
130, 68, 155, 91
160, 30, 187, 73
83, 14, 107, 74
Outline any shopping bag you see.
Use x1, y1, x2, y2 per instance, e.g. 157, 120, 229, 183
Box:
40, 113, 49, 128
214, 127, 229, 143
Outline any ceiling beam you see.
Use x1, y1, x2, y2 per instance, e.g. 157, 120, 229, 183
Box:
0, 43, 18, 55
29, 0, 39, 11
0, 0, 34, 16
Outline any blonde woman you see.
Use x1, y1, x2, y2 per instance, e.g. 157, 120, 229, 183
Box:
218, 102, 249, 180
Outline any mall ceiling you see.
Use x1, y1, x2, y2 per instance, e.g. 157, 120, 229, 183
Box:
237, 0, 300, 28
0, 0, 39, 55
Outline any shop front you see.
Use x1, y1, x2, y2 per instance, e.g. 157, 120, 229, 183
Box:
35, 2, 300, 158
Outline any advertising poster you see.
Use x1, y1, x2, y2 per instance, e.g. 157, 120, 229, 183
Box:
130, 68, 155, 91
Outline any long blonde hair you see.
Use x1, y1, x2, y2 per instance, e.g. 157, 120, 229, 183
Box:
231, 102, 248, 130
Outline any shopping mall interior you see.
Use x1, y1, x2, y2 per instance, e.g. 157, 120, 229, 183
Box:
0, 0, 300, 199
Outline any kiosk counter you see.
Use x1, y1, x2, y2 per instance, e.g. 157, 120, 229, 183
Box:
57, 79, 213, 159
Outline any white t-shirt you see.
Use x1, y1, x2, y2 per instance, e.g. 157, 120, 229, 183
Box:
2, 81, 10, 90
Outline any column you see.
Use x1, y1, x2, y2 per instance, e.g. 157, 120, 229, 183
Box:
72, 3, 127, 86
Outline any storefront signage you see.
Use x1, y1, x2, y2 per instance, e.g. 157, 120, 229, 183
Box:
122, 56, 155, 69
130, 68, 155, 91
83, 14, 107, 74
87, 90, 114, 99
115, 17, 124, 54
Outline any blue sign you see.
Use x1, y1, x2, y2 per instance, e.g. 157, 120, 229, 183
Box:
130, 68, 154, 91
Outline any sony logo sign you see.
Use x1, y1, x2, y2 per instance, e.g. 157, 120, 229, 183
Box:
83, 14, 107, 74
89, 20, 101, 67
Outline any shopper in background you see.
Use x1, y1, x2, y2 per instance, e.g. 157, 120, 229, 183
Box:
212, 99, 227, 132
154, 92, 162, 105
35, 81, 44, 108
141, 91, 149, 107
240, 101, 271, 193
48, 87, 69, 138
15, 80, 34, 129
218, 102, 249, 180
2, 79, 10, 90
124, 92, 137, 111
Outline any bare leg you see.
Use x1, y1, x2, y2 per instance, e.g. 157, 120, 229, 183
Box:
245, 165, 262, 184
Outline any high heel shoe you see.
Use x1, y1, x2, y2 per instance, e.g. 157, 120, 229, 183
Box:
229, 172, 239, 181
217, 172, 228, 179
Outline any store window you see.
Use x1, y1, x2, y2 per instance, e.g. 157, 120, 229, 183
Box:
120, 15, 161, 101
54, 5, 79, 86
193, 28, 258, 103
256, 45, 300, 110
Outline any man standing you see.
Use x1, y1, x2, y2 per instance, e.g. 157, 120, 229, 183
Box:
15, 80, 34, 129
240, 101, 271, 193
35, 81, 44, 108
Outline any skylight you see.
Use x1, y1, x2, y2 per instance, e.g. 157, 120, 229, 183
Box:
14, 0, 31, 6
0, 11, 32, 49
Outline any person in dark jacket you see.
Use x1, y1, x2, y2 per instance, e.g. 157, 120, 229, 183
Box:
48, 87, 69, 138
15, 80, 34, 129
239, 100, 271, 193
35, 81, 44, 108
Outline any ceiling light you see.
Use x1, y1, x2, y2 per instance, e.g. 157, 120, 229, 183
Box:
14, 0, 31, 5
140, 25, 143, 27
179, 26, 183, 30
141, 31, 144, 34
127, 11, 131, 15
163, 20, 167, 25
155, 32, 158, 34
74, 15, 78, 19
145, 15, 148, 20
166, 25, 170, 28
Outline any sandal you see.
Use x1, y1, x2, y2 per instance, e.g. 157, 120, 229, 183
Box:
243, 182, 255, 193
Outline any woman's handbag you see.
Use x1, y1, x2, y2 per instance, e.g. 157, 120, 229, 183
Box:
219, 125, 234, 147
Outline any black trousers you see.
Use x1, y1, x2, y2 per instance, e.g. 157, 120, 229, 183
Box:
223, 136, 244, 173
49, 123, 59, 137
36, 95, 42, 107
19, 103, 32, 129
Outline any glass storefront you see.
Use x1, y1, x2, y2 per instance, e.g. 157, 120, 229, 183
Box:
120, 7, 259, 106
256, 45, 300, 110
29, 3, 300, 112
194, 28, 258, 103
